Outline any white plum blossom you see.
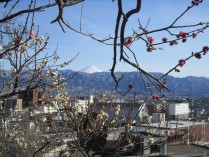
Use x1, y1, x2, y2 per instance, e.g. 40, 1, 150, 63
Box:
127, 123, 132, 130
97, 108, 109, 125
33, 36, 44, 48
41, 116, 47, 122
51, 100, 57, 107
52, 69, 58, 78
52, 80, 59, 89
114, 104, 121, 116
45, 69, 50, 78
55, 93, 64, 101
21, 43, 28, 53
101, 110, 109, 119
43, 58, 48, 63
12, 68, 17, 74
111, 118, 116, 124
148, 135, 154, 144
40, 36, 44, 40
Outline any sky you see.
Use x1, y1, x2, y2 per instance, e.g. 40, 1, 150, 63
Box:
2, 0, 209, 78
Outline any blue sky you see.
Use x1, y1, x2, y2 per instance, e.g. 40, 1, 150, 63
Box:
2, 0, 209, 77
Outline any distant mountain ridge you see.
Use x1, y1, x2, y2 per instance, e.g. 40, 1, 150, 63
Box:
2, 67, 208, 97
60, 69, 209, 97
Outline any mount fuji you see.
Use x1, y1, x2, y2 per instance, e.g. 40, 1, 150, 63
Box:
80, 65, 102, 73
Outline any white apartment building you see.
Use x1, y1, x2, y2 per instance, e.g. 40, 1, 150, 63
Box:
168, 102, 190, 120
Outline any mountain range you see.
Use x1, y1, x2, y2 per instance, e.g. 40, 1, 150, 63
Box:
60, 66, 209, 97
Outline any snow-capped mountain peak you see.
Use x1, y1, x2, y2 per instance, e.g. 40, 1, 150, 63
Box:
80, 65, 102, 73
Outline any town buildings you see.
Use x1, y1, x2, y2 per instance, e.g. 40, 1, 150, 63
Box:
1, 91, 209, 156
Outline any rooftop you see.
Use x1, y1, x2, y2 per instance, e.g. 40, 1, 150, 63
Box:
168, 144, 209, 156
141, 120, 207, 129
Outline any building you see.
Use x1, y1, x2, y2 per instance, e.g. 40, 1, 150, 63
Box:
18, 89, 35, 107
71, 95, 94, 114
168, 102, 190, 120
141, 120, 209, 145
147, 103, 167, 114
37, 103, 59, 114
152, 113, 165, 123
3, 98, 15, 112
16, 99, 23, 111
